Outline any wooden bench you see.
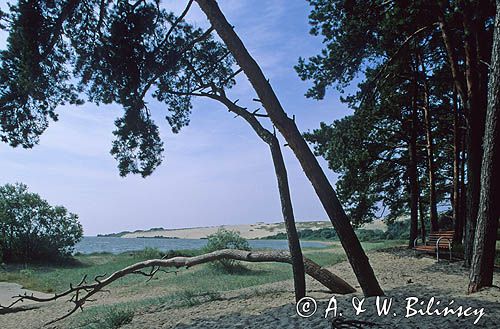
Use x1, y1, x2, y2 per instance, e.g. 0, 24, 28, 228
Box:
413, 230, 454, 261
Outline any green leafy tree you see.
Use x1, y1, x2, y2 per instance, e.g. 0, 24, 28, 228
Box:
0, 183, 83, 262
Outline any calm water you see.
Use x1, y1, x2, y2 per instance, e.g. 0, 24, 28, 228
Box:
74, 236, 326, 254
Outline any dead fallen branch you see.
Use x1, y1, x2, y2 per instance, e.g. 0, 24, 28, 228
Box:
0, 249, 355, 324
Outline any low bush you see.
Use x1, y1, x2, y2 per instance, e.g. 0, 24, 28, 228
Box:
355, 229, 385, 241
203, 229, 250, 272
385, 220, 410, 240
135, 247, 164, 259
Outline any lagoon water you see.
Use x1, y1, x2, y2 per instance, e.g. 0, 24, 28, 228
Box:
75, 236, 326, 254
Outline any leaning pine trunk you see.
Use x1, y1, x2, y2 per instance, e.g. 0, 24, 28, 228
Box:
195, 0, 384, 297
211, 94, 307, 301
269, 137, 306, 301
468, 1, 500, 293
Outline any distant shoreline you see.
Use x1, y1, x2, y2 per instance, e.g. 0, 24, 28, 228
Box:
96, 220, 387, 240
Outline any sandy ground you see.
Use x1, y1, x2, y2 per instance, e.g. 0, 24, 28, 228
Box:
0, 248, 498, 328
0, 282, 53, 307
121, 221, 387, 239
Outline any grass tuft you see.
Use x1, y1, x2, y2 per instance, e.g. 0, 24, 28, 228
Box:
77, 307, 134, 329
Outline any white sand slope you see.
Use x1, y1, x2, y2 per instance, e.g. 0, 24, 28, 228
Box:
120, 220, 387, 239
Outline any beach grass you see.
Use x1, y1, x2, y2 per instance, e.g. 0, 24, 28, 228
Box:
0, 241, 405, 294
0, 240, 408, 327
12, 239, 500, 328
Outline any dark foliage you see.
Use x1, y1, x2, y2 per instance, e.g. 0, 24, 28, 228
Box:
0, 0, 235, 177
0, 183, 83, 263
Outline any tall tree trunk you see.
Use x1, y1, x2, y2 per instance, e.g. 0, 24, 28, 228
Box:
453, 88, 464, 243
460, 130, 467, 241
408, 135, 419, 248
408, 76, 420, 248
420, 60, 439, 232
462, 9, 487, 267
195, 0, 384, 297
418, 189, 426, 244
468, 1, 500, 293
211, 93, 306, 301
437, 0, 488, 265
268, 137, 306, 301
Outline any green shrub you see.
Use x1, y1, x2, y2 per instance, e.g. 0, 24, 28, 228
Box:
355, 229, 385, 242
263, 232, 288, 240
263, 227, 338, 241
135, 247, 164, 259
203, 229, 250, 272
385, 220, 410, 240
297, 227, 337, 240
0, 183, 83, 263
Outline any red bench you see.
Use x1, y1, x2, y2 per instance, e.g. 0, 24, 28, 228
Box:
413, 230, 454, 261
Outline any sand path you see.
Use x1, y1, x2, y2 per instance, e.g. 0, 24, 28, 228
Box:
0, 282, 53, 307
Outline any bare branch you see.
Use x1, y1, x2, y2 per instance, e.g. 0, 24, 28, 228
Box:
0, 249, 355, 324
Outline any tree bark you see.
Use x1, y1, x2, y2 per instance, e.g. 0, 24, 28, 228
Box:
208, 93, 307, 301
418, 189, 426, 244
419, 59, 439, 232
462, 11, 487, 267
195, 0, 384, 297
460, 130, 468, 240
453, 88, 464, 243
268, 137, 307, 301
438, 0, 488, 266
408, 135, 419, 248
408, 77, 420, 248
468, 0, 500, 293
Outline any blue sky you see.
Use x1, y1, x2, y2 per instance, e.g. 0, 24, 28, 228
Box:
0, 0, 353, 235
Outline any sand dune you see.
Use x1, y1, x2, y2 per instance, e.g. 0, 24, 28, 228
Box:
120, 220, 387, 239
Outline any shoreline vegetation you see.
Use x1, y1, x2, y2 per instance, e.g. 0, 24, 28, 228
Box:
1, 241, 499, 328
0, 241, 402, 306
